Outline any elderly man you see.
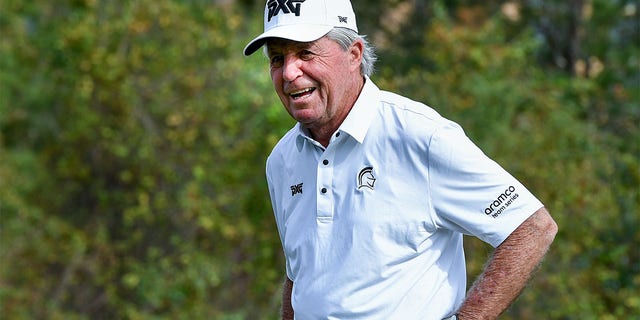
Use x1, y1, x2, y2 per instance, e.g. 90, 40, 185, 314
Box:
244, 1, 558, 319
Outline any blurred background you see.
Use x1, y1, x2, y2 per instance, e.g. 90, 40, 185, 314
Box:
0, 0, 638, 319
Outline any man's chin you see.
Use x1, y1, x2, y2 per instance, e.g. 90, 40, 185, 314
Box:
291, 110, 318, 124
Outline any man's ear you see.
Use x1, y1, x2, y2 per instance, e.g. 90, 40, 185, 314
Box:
348, 39, 364, 72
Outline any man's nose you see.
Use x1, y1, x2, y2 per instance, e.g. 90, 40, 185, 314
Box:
282, 55, 303, 82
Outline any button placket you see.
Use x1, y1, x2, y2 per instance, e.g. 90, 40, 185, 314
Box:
316, 145, 337, 221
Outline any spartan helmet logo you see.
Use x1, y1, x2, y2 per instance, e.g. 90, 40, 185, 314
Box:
357, 167, 376, 190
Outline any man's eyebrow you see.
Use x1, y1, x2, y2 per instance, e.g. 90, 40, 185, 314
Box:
267, 40, 314, 54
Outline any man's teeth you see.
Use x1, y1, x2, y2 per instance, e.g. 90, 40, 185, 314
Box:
290, 88, 314, 97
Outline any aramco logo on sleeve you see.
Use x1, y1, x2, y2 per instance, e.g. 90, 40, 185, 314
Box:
484, 186, 519, 218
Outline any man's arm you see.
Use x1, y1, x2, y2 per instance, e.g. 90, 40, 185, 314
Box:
457, 207, 558, 320
282, 276, 294, 320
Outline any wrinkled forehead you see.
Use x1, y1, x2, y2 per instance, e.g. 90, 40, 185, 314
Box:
266, 38, 314, 54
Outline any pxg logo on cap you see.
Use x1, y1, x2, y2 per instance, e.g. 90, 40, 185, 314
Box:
267, 0, 306, 22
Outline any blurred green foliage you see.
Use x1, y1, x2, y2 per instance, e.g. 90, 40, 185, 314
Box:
0, 0, 637, 319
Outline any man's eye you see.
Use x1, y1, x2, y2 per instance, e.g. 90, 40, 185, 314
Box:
300, 50, 314, 60
270, 56, 283, 67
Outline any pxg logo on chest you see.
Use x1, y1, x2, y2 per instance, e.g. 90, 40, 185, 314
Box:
267, 0, 306, 22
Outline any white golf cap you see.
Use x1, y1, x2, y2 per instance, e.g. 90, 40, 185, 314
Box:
243, 0, 359, 56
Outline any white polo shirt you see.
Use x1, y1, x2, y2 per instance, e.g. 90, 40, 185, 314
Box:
266, 78, 543, 320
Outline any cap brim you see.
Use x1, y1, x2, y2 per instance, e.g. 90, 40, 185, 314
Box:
243, 24, 333, 56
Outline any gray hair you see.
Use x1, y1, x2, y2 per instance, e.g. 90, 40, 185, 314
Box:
326, 28, 377, 77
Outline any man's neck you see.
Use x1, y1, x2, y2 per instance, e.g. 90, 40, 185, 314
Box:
308, 76, 365, 148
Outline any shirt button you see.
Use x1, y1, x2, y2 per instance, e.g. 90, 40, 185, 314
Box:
335, 132, 341, 137
323, 159, 329, 165
321, 188, 327, 194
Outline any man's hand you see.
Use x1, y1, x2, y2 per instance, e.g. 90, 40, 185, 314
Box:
457, 207, 558, 319
282, 277, 294, 320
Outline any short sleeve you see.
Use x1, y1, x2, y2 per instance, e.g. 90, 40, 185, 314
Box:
427, 122, 543, 247
266, 154, 295, 279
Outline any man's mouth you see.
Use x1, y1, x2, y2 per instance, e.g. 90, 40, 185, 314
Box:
289, 88, 316, 100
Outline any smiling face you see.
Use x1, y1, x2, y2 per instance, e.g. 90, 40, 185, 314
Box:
267, 36, 364, 145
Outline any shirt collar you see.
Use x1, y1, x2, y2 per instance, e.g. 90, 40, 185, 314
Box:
295, 76, 380, 149
295, 123, 311, 151
339, 76, 379, 144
